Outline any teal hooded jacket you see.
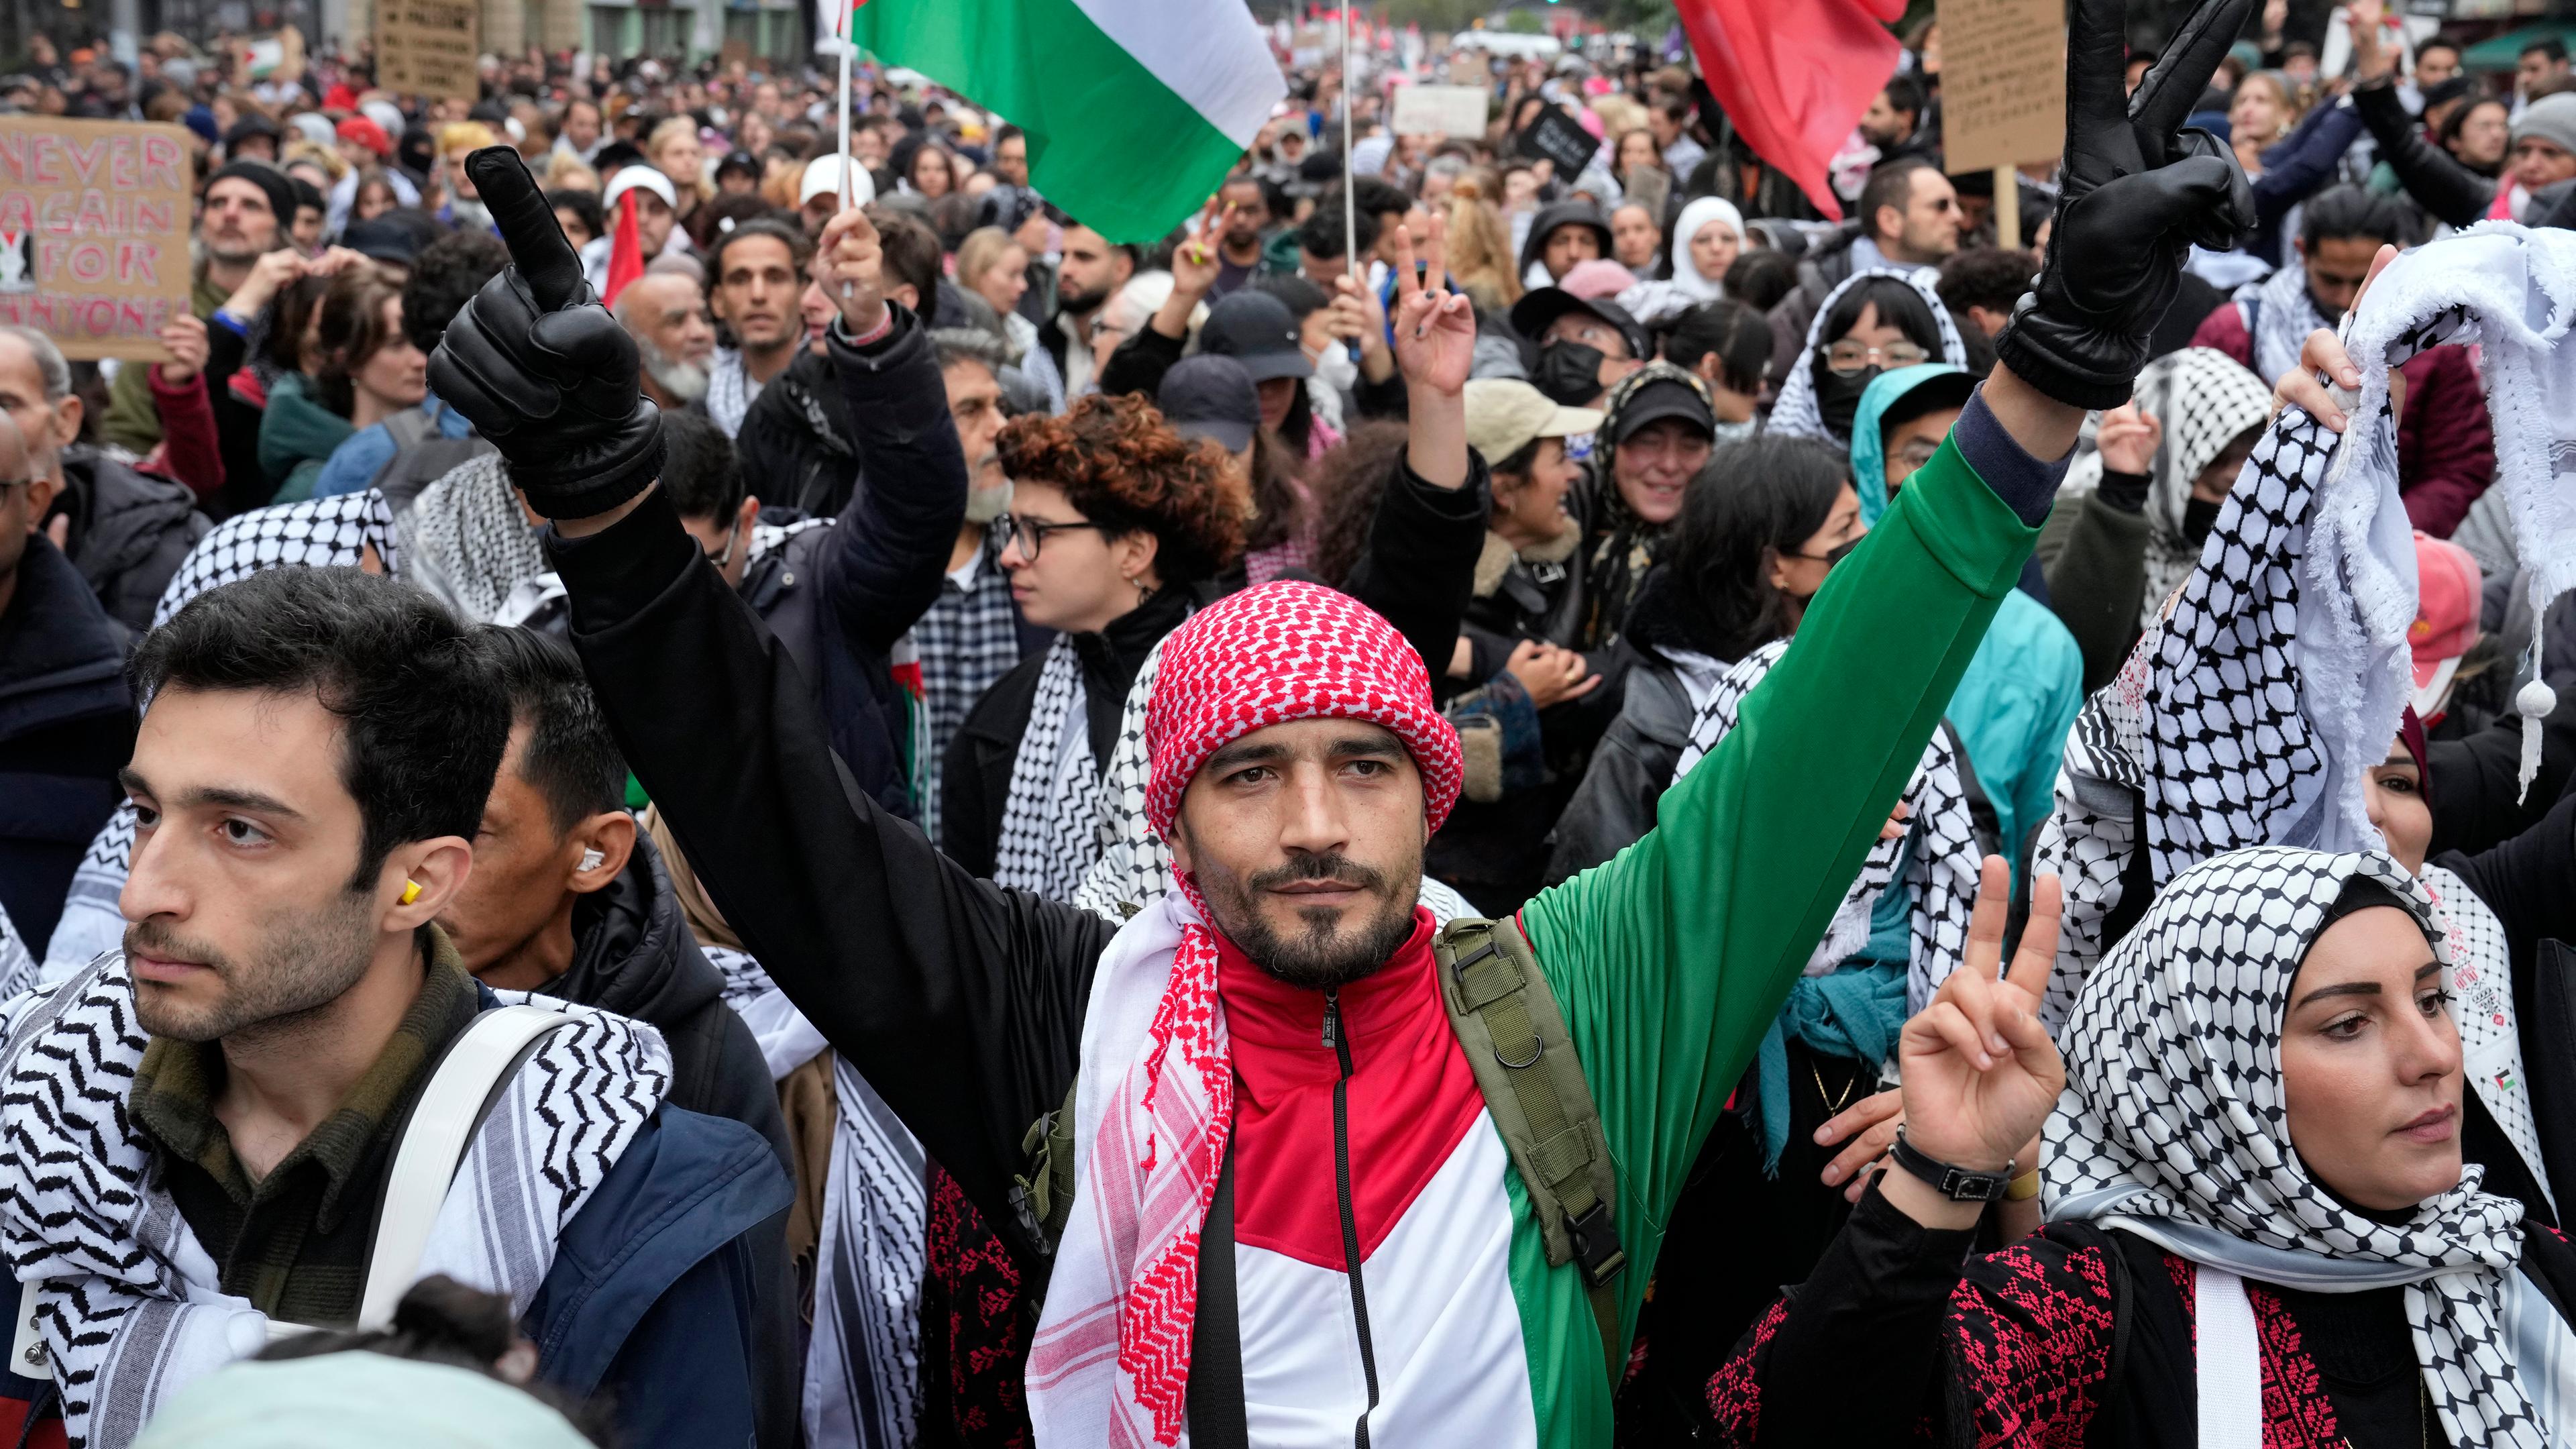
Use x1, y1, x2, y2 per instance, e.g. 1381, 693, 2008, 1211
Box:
1851, 366, 2084, 872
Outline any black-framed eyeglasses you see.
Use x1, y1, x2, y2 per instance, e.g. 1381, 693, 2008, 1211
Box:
995, 514, 1111, 561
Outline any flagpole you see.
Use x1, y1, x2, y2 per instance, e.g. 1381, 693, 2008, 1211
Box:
1341, 4, 1356, 279
838, 10, 855, 296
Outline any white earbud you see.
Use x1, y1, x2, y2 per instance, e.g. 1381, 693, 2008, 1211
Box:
579, 848, 606, 873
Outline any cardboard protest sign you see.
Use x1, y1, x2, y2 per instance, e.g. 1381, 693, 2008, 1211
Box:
0, 118, 192, 362
378, 0, 482, 101
1937, 0, 2066, 173
1392, 83, 1489, 138
1515, 102, 1598, 174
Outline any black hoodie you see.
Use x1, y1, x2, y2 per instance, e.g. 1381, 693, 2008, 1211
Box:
1515, 200, 1615, 289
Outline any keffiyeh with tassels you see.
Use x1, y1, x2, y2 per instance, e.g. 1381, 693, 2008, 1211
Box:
1026, 584, 1462, 1446
1764, 267, 1966, 445
2045, 847, 2576, 1449
0, 954, 669, 1448
1672, 639, 1979, 1013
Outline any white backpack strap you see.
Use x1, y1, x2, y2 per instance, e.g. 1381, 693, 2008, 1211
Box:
2194, 1264, 2263, 1449
356, 1004, 572, 1331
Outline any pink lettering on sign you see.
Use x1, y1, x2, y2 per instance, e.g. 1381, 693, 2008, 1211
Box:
0, 117, 192, 360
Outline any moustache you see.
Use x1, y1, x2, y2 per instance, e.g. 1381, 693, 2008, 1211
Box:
123, 918, 229, 974
1247, 853, 1389, 897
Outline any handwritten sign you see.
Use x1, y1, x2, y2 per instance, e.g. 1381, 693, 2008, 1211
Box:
378, 0, 482, 101
1391, 83, 1489, 138
1938, 0, 2066, 173
0, 119, 191, 362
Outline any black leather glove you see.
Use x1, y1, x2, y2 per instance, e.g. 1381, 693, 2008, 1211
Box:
1994, 0, 2257, 411
428, 146, 665, 519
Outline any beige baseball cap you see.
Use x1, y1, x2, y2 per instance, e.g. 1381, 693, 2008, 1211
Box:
1462, 378, 1604, 467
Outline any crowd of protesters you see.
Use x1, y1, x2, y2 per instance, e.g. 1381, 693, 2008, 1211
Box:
5, 0, 2576, 1441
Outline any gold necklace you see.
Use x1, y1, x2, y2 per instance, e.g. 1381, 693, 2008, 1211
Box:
1810, 1060, 1858, 1116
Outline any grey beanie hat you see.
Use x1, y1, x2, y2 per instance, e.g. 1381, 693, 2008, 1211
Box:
2512, 93, 2576, 160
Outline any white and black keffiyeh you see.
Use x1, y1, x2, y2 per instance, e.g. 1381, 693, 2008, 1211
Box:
994, 637, 1108, 902
2239, 261, 2333, 385
1764, 267, 1966, 446
1071, 640, 1474, 925
710, 948, 924, 1449
1674, 640, 1980, 1012
2045, 847, 2576, 1449
0, 901, 31, 1003
397, 453, 553, 624
0, 955, 669, 1448
705, 349, 762, 439
152, 490, 402, 627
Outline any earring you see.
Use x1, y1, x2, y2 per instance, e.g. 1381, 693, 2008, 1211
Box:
579, 847, 606, 873
399, 880, 423, 906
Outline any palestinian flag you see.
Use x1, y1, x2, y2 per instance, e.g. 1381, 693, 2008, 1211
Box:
840, 0, 1285, 243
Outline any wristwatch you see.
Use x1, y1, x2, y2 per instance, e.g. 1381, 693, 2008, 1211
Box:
1889, 1125, 2015, 1203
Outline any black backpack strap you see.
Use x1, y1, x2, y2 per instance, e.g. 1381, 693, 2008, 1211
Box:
1185, 1146, 1248, 1449
1433, 916, 1627, 1389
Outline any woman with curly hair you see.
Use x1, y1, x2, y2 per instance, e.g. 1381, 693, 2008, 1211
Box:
940, 392, 1249, 894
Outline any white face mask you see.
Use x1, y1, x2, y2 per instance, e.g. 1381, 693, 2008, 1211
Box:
1309, 339, 1358, 394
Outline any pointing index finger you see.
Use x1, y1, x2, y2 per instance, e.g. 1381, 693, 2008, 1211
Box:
468, 146, 588, 313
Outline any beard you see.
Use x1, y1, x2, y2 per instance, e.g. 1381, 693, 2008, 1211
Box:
126, 889, 379, 1043
964, 467, 1011, 524
1058, 278, 1115, 315
639, 337, 710, 405
1197, 848, 1422, 993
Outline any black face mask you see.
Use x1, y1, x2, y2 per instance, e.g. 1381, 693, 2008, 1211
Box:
1532, 340, 1606, 408
1813, 364, 1880, 440
2182, 494, 2224, 545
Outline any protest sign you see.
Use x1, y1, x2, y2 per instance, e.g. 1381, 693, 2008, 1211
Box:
378, 0, 482, 101
1392, 83, 1489, 138
0, 118, 191, 362
1937, 0, 2066, 173
1515, 102, 1599, 174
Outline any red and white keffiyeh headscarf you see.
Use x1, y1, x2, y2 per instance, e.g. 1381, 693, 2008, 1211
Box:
1027, 583, 1462, 1446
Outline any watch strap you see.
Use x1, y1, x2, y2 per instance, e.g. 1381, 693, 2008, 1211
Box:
1890, 1125, 2015, 1203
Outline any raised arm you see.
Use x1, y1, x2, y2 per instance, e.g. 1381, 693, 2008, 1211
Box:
2351, 77, 2494, 230
427, 148, 1112, 1263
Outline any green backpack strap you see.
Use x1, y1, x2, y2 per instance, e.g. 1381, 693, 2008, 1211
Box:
1012, 1073, 1083, 1279
1432, 915, 1627, 1391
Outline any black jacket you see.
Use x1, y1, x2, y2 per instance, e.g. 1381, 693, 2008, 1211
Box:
2352, 78, 2494, 231
204, 313, 275, 519
54, 447, 208, 633
0, 537, 133, 949
735, 309, 969, 823
939, 582, 1194, 880
541, 831, 799, 1447
1545, 652, 1698, 888
734, 345, 861, 519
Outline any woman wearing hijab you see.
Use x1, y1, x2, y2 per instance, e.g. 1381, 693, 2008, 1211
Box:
940, 393, 1247, 892
1617, 197, 1746, 325
1766, 269, 1966, 447
1711, 843, 2576, 1448
1564, 362, 1721, 654
2037, 345, 2271, 690
1854, 364, 2082, 881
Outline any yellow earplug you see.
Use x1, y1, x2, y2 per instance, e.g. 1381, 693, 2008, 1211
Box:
399, 880, 423, 906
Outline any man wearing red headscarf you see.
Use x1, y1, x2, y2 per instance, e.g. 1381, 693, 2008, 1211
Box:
429, 3, 2255, 1424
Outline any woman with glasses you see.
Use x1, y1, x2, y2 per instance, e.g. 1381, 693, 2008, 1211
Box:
939, 392, 1248, 894
1768, 270, 1966, 448
1853, 364, 2082, 892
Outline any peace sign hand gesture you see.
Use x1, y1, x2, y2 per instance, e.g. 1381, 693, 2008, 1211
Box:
1882, 860, 2066, 1230
1387, 212, 1476, 399
1993, 0, 2257, 411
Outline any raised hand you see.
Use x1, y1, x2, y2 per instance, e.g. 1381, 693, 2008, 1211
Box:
818, 204, 889, 335
2093, 403, 2163, 474
1884, 861, 2065, 1227
1994, 0, 2257, 409
1387, 213, 1474, 398
428, 146, 663, 522
1169, 197, 1226, 302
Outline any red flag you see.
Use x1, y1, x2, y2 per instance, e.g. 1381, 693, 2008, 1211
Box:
602, 189, 644, 307
1674, 0, 1905, 222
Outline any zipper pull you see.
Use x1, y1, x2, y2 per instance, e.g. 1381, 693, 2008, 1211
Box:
1322, 989, 1340, 1051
